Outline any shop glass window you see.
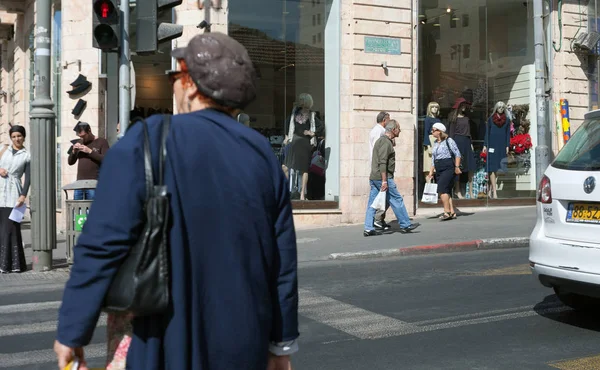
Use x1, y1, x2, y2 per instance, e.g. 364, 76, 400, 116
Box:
418, 0, 536, 206
229, 0, 341, 206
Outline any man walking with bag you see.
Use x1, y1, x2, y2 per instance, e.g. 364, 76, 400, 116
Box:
55, 32, 298, 370
364, 120, 420, 237
369, 111, 391, 230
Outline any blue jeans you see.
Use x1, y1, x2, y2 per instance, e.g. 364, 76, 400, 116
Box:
364, 179, 412, 231
74, 189, 95, 200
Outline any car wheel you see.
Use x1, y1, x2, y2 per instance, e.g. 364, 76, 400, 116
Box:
553, 287, 600, 311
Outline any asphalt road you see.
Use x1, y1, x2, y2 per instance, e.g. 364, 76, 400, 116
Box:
2, 248, 600, 369
295, 249, 600, 370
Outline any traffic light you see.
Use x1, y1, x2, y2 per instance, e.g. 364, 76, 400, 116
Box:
136, 0, 184, 55
92, 0, 120, 51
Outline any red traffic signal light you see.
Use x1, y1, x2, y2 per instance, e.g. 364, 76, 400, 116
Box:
94, 0, 117, 21
92, 0, 120, 51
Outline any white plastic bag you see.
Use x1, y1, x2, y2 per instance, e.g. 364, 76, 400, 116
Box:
370, 191, 387, 211
421, 183, 439, 204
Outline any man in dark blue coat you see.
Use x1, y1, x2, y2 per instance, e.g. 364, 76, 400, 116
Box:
55, 32, 299, 370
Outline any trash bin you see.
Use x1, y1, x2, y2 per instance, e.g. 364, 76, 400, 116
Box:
63, 180, 97, 264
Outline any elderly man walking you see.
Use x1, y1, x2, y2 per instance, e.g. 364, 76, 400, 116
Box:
369, 111, 391, 230
364, 119, 420, 237
54, 32, 298, 370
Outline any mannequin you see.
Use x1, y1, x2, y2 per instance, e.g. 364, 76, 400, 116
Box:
448, 97, 477, 199
483, 101, 510, 199
283, 93, 323, 200
423, 102, 441, 180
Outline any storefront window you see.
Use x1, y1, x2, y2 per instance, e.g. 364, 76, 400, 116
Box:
418, 0, 536, 205
228, 0, 340, 206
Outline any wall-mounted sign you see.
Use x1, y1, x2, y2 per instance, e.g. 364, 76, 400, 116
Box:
364, 36, 401, 55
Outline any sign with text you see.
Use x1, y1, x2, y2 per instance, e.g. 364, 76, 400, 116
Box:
364, 36, 401, 55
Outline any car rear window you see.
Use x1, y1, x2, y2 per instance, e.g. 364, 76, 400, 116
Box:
553, 118, 600, 171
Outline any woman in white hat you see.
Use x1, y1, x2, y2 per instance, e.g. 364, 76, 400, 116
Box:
426, 122, 462, 221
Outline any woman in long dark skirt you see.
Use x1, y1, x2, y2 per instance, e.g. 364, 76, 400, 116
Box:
0, 125, 31, 273
427, 123, 463, 221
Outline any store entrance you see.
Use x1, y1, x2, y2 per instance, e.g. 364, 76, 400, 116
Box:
417, 0, 537, 207
128, 6, 174, 120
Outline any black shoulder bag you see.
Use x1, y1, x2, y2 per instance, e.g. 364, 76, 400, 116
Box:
103, 115, 171, 316
445, 139, 463, 170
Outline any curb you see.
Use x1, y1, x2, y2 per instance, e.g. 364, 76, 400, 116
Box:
328, 237, 530, 260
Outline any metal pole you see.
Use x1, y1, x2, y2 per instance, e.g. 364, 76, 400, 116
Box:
118, 0, 131, 138
534, 0, 550, 186
106, 53, 119, 145
30, 0, 56, 271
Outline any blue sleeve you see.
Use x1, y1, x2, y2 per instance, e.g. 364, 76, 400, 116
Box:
56, 117, 158, 347
448, 138, 462, 158
484, 118, 490, 147
270, 155, 299, 343
423, 118, 432, 146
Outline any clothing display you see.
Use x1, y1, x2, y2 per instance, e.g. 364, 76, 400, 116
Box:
450, 117, 476, 172
484, 112, 511, 173
423, 116, 440, 167
284, 107, 323, 173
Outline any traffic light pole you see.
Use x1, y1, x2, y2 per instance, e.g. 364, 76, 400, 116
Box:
118, 0, 131, 138
29, 0, 56, 271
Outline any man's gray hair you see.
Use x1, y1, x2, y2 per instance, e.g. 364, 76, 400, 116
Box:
376, 111, 389, 123
385, 119, 399, 132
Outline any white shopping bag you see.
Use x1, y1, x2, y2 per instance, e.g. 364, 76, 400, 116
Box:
370, 191, 387, 211
421, 183, 439, 204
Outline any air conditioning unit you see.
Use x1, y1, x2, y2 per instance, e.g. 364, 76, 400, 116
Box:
573, 31, 600, 52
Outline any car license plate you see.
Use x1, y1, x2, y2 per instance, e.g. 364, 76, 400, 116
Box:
566, 203, 600, 224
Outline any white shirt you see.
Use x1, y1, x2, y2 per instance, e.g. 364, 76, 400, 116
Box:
369, 124, 386, 163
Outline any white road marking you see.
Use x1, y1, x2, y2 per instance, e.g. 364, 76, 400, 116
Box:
0, 343, 106, 368
0, 301, 61, 314
299, 289, 418, 339
0, 282, 66, 295
301, 289, 571, 339
0, 314, 107, 338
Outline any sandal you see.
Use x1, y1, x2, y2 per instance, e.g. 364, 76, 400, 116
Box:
451, 212, 457, 219
441, 213, 452, 221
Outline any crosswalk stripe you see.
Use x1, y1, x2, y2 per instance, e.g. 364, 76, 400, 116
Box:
0, 314, 107, 338
0, 343, 106, 368
0, 301, 61, 314
299, 288, 418, 339
1, 283, 66, 295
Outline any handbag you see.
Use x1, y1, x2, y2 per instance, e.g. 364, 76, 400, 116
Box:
421, 182, 438, 204
309, 141, 326, 177
103, 115, 171, 316
370, 191, 387, 211
446, 139, 463, 170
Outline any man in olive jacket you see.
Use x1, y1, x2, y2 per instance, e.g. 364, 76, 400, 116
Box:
363, 119, 420, 236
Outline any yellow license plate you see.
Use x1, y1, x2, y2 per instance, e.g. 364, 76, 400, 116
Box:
567, 203, 600, 224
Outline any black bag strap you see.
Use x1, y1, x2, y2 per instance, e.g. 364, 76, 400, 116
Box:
158, 115, 171, 186
141, 119, 153, 202
445, 139, 455, 161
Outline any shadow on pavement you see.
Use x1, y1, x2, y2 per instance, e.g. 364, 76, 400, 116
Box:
534, 294, 600, 332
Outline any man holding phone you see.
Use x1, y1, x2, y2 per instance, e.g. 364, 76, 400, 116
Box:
68, 122, 110, 200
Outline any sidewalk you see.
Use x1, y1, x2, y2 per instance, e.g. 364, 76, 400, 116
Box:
18, 206, 536, 269
295, 206, 536, 262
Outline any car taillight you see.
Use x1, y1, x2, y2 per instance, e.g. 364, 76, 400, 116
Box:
538, 175, 552, 204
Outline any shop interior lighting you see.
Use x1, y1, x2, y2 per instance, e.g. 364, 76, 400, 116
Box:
446, 7, 451, 13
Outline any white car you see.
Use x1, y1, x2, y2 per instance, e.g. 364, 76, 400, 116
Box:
529, 110, 600, 310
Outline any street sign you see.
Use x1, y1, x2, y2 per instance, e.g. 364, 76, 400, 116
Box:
364, 36, 401, 55
75, 214, 87, 232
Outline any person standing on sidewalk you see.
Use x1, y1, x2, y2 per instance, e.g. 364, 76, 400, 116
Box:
369, 111, 391, 231
54, 32, 298, 370
67, 121, 109, 200
0, 125, 30, 273
364, 120, 420, 237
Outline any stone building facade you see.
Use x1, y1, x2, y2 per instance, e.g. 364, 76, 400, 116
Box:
0, 0, 597, 232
